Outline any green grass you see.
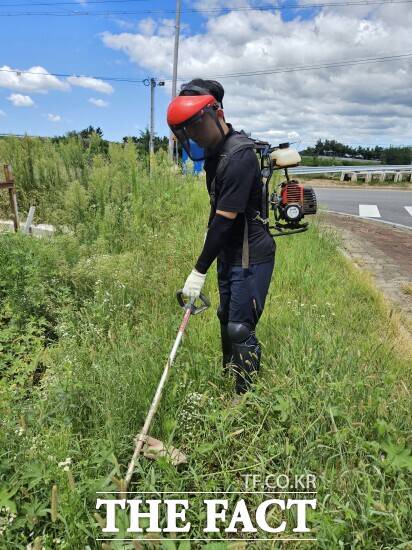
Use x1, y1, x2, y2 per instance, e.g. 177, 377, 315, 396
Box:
0, 138, 411, 549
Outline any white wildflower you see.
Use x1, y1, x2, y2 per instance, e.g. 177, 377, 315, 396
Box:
58, 457, 72, 468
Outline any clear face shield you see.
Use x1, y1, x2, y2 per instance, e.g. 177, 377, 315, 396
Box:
170, 105, 225, 161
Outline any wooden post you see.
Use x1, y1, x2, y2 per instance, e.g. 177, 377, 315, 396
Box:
1, 164, 20, 232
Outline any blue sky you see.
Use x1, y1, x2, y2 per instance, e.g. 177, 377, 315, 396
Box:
0, 1, 324, 142
0, 0, 178, 139
1, 0, 411, 147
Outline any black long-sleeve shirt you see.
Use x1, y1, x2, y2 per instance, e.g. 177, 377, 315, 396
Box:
194, 124, 276, 273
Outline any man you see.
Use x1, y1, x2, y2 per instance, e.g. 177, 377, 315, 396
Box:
167, 79, 276, 396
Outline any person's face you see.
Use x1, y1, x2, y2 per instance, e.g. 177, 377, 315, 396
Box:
185, 110, 224, 149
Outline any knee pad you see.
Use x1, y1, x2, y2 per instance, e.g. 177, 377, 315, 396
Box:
227, 321, 252, 344
228, 322, 261, 394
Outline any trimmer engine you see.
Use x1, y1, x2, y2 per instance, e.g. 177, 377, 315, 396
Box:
270, 179, 317, 234
254, 140, 318, 237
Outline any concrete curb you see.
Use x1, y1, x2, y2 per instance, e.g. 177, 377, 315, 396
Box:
0, 219, 57, 236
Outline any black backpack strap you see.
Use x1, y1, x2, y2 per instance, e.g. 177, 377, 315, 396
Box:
210, 134, 255, 206
209, 175, 217, 208
209, 132, 256, 270
242, 216, 249, 269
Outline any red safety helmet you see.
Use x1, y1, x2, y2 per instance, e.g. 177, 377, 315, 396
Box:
167, 94, 225, 161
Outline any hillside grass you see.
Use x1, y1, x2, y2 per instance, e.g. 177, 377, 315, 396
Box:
300, 156, 378, 166
0, 137, 411, 549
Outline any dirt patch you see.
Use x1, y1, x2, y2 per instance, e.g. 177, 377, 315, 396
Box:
317, 211, 412, 334
301, 177, 412, 190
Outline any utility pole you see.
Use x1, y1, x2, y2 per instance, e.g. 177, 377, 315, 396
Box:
150, 77, 155, 156
168, 0, 182, 162
144, 77, 165, 161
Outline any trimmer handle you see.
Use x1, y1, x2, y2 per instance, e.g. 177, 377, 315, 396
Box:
176, 290, 210, 315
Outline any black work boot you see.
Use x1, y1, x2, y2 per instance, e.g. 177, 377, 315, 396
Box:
231, 333, 261, 394
220, 322, 233, 374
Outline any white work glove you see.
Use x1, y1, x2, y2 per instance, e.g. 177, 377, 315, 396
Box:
182, 268, 206, 299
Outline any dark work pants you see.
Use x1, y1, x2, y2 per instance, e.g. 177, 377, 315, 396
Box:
216, 256, 275, 392
216, 257, 275, 330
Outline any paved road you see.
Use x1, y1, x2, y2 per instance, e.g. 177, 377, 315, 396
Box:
314, 187, 412, 229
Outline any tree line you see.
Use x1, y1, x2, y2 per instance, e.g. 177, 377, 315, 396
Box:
301, 139, 412, 164
3, 129, 410, 165
47, 126, 169, 156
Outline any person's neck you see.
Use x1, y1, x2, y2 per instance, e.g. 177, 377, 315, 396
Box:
221, 121, 230, 135
205, 121, 232, 159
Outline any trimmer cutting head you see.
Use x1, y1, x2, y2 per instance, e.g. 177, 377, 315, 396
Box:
139, 435, 187, 466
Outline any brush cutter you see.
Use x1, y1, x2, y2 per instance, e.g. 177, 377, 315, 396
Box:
122, 290, 210, 491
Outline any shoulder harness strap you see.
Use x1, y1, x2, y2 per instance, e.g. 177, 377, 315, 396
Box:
209, 131, 257, 270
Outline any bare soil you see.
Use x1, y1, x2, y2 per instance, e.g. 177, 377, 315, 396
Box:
317, 211, 412, 333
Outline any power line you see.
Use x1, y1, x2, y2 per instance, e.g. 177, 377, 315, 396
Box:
0, 67, 148, 83
1, 0, 412, 15
0, 52, 411, 85
207, 52, 412, 79
0, 0, 148, 5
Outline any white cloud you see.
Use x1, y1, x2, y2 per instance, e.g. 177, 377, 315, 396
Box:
0, 65, 68, 93
112, 17, 189, 37
113, 19, 139, 31
138, 17, 156, 35
67, 76, 113, 95
47, 113, 61, 122
102, 4, 412, 147
88, 97, 109, 108
7, 93, 34, 107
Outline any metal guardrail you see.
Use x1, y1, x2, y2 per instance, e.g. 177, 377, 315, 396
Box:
289, 165, 412, 175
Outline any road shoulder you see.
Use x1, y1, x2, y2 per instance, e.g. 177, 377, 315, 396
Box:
317, 211, 412, 337
302, 177, 412, 190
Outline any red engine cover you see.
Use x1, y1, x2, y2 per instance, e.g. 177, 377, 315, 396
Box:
281, 182, 304, 205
